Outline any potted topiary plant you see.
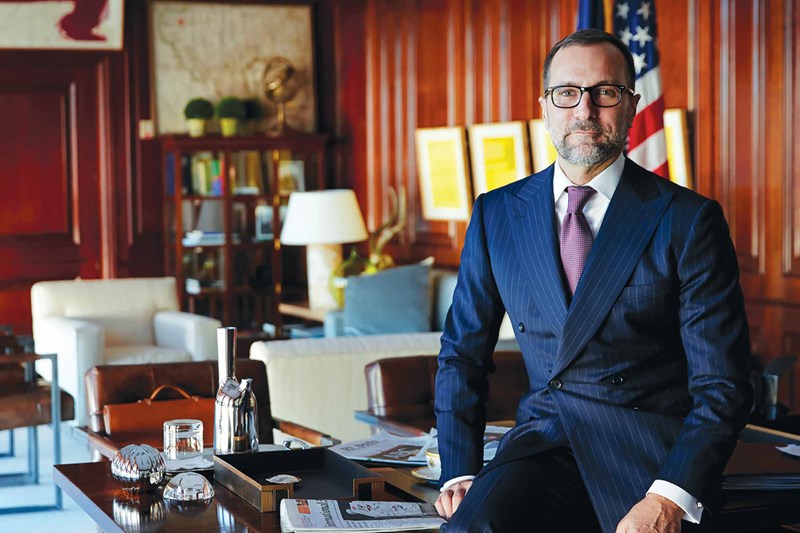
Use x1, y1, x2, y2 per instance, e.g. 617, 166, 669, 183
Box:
215, 96, 245, 137
242, 98, 265, 135
183, 98, 214, 137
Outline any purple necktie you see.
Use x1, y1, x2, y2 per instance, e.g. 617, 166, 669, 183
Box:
560, 186, 596, 295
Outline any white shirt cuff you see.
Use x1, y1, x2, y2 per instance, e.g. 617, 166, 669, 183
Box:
647, 479, 703, 524
440, 475, 476, 492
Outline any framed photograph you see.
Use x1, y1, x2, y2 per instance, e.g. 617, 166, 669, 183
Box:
150, 1, 316, 135
467, 122, 531, 197
415, 127, 472, 221
255, 205, 287, 241
663, 109, 694, 189
277, 160, 305, 195
0, 0, 124, 50
528, 119, 558, 173
255, 205, 272, 241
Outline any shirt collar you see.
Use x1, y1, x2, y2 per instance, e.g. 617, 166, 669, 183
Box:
552, 152, 625, 203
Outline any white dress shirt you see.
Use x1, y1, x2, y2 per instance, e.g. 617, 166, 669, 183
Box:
441, 154, 703, 525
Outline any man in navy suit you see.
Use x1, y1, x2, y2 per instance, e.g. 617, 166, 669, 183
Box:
434, 29, 753, 533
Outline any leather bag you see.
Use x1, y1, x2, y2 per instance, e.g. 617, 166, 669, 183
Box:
103, 385, 215, 443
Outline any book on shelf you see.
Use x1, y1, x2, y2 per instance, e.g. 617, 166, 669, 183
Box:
190, 152, 225, 196
181, 154, 193, 195
231, 150, 265, 194
279, 499, 445, 532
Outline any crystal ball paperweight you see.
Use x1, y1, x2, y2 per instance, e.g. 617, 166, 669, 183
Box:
163, 472, 214, 502
111, 444, 166, 492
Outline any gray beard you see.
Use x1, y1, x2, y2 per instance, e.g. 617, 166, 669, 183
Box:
551, 122, 627, 167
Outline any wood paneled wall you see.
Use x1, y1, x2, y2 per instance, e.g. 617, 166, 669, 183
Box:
333, 0, 702, 265
0, 0, 798, 403
330, 0, 800, 403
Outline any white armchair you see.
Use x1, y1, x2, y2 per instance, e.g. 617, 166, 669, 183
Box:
31, 277, 221, 426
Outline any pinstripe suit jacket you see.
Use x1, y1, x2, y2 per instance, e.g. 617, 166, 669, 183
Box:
434, 159, 753, 532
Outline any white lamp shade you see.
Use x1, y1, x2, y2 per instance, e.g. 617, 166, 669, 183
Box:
280, 190, 368, 245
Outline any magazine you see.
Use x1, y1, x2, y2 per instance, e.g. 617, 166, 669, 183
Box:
279, 499, 445, 532
330, 427, 510, 466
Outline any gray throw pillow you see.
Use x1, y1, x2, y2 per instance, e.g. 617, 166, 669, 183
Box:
343, 262, 432, 336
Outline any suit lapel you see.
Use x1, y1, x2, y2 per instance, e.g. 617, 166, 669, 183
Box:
553, 161, 674, 376
505, 166, 568, 333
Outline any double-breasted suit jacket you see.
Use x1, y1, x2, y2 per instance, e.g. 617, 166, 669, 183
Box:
435, 158, 753, 532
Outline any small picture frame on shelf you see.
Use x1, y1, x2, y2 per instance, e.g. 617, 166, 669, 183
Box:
255, 205, 273, 241
255, 205, 288, 241
278, 160, 305, 195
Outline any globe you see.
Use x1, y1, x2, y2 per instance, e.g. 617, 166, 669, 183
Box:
263, 57, 300, 133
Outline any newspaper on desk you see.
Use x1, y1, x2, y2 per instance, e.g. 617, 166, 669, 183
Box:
330, 426, 511, 465
279, 499, 445, 532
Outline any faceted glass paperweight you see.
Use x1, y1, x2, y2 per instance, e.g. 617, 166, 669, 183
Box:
163, 472, 214, 502
111, 444, 166, 492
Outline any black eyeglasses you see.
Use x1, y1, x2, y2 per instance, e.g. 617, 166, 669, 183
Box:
544, 85, 634, 109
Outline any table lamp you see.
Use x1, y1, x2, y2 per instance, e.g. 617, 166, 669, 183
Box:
280, 190, 368, 311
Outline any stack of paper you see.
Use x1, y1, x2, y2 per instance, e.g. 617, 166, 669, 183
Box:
330, 427, 510, 466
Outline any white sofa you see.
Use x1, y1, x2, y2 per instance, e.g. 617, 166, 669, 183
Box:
250, 270, 518, 443
31, 277, 221, 426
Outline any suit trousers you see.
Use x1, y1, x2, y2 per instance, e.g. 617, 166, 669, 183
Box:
441, 446, 602, 533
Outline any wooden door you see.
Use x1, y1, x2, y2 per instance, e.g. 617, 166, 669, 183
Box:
0, 56, 106, 334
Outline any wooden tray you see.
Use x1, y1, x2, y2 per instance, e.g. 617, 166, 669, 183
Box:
213, 448, 386, 512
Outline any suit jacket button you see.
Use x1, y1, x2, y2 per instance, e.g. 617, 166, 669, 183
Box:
611, 375, 625, 386
517, 322, 525, 332
549, 378, 562, 390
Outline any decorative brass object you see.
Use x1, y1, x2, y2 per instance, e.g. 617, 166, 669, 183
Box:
263, 56, 300, 135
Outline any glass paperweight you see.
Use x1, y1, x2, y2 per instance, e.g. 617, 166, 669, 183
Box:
163, 472, 214, 502
111, 444, 166, 492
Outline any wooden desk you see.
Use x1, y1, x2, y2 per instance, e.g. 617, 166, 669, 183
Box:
54, 450, 800, 533
53, 462, 432, 533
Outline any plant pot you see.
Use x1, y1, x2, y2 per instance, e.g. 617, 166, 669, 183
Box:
220, 118, 239, 137
187, 119, 206, 138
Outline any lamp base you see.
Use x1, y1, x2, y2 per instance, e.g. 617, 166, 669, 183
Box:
306, 244, 342, 312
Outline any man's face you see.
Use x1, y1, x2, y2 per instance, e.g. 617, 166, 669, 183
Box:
539, 43, 640, 168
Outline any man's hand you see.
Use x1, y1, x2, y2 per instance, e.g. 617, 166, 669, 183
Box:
616, 493, 684, 533
434, 479, 473, 519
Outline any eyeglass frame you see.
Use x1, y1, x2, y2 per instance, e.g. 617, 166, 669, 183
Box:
544, 84, 636, 109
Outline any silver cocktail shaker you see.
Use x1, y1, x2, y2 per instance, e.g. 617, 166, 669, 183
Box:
214, 327, 259, 454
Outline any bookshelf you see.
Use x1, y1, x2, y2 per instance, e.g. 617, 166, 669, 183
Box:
162, 133, 328, 336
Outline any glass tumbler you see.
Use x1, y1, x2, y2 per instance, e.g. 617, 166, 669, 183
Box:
163, 419, 203, 462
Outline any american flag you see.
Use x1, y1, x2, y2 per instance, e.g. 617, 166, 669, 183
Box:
578, 0, 669, 178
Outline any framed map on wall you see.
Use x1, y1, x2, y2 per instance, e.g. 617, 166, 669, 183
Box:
150, 1, 316, 135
